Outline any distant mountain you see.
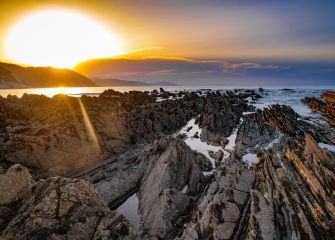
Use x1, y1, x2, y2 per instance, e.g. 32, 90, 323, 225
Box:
0, 66, 16, 83
0, 66, 25, 88
92, 77, 178, 87
0, 62, 96, 88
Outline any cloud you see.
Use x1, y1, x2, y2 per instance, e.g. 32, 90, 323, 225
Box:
74, 56, 335, 85
120, 46, 164, 56
224, 62, 279, 70
146, 69, 177, 77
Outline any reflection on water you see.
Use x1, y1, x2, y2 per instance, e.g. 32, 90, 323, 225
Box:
242, 153, 259, 167
0, 86, 210, 98
175, 118, 223, 170
117, 193, 140, 225
318, 142, 335, 152
0, 87, 126, 98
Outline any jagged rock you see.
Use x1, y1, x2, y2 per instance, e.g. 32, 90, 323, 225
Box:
180, 103, 335, 240
321, 91, 335, 104
246, 132, 335, 239
246, 190, 275, 239
196, 152, 213, 172
179, 154, 255, 240
139, 138, 205, 239
304, 91, 335, 125
208, 150, 224, 167
198, 91, 254, 145
1, 177, 137, 240
236, 110, 276, 151
0, 91, 202, 175
2, 88, 334, 240
79, 136, 209, 239
236, 105, 304, 152
0, 89, 260, 176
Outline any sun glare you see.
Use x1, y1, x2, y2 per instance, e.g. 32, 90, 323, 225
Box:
5, 9, 122, 68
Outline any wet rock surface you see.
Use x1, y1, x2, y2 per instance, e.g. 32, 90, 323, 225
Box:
1, 88, 335, 239
304, 91, 335, 125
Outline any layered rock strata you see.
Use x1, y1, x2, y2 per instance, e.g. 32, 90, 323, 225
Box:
1, 89, 334, 239
304, 91, 335, 125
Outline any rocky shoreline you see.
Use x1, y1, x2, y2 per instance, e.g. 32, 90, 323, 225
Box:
0, 88, 334, 239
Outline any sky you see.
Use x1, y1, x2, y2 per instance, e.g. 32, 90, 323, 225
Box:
0, 0, 334, 85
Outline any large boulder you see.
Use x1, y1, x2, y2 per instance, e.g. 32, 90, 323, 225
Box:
0, 164, 35, 205
139, 138, 205, 239
80, 136, 209, 239
1, 177, 138, 240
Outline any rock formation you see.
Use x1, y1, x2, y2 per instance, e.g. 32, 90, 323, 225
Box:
304, 91, 335, 125
0, 91, 201, 175
198, 91, 255, 145
0, 89, 256, 176
0, 166, 137, 239
178, 153, 255, 240
76, 136, 210, 239
1, 88, 335, 239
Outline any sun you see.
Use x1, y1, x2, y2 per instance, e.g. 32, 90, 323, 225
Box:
4, 9, 122, 68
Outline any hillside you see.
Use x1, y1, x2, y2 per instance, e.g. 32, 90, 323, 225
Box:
0, 66, 17, 83
0, 66, 24, 88
0, 62, 96, 88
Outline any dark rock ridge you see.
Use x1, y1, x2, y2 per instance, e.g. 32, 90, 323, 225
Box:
1, 88, 335, 239
178, 152, 255, 240
77, 135, 210, 239
304, 91, 335, 126
0, 90, 197, 175
0, 89, 256, 175
235, 105, 302, 152
197, 90, 256, 145
179, 105, 335, 239
138, 137, 205, 239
